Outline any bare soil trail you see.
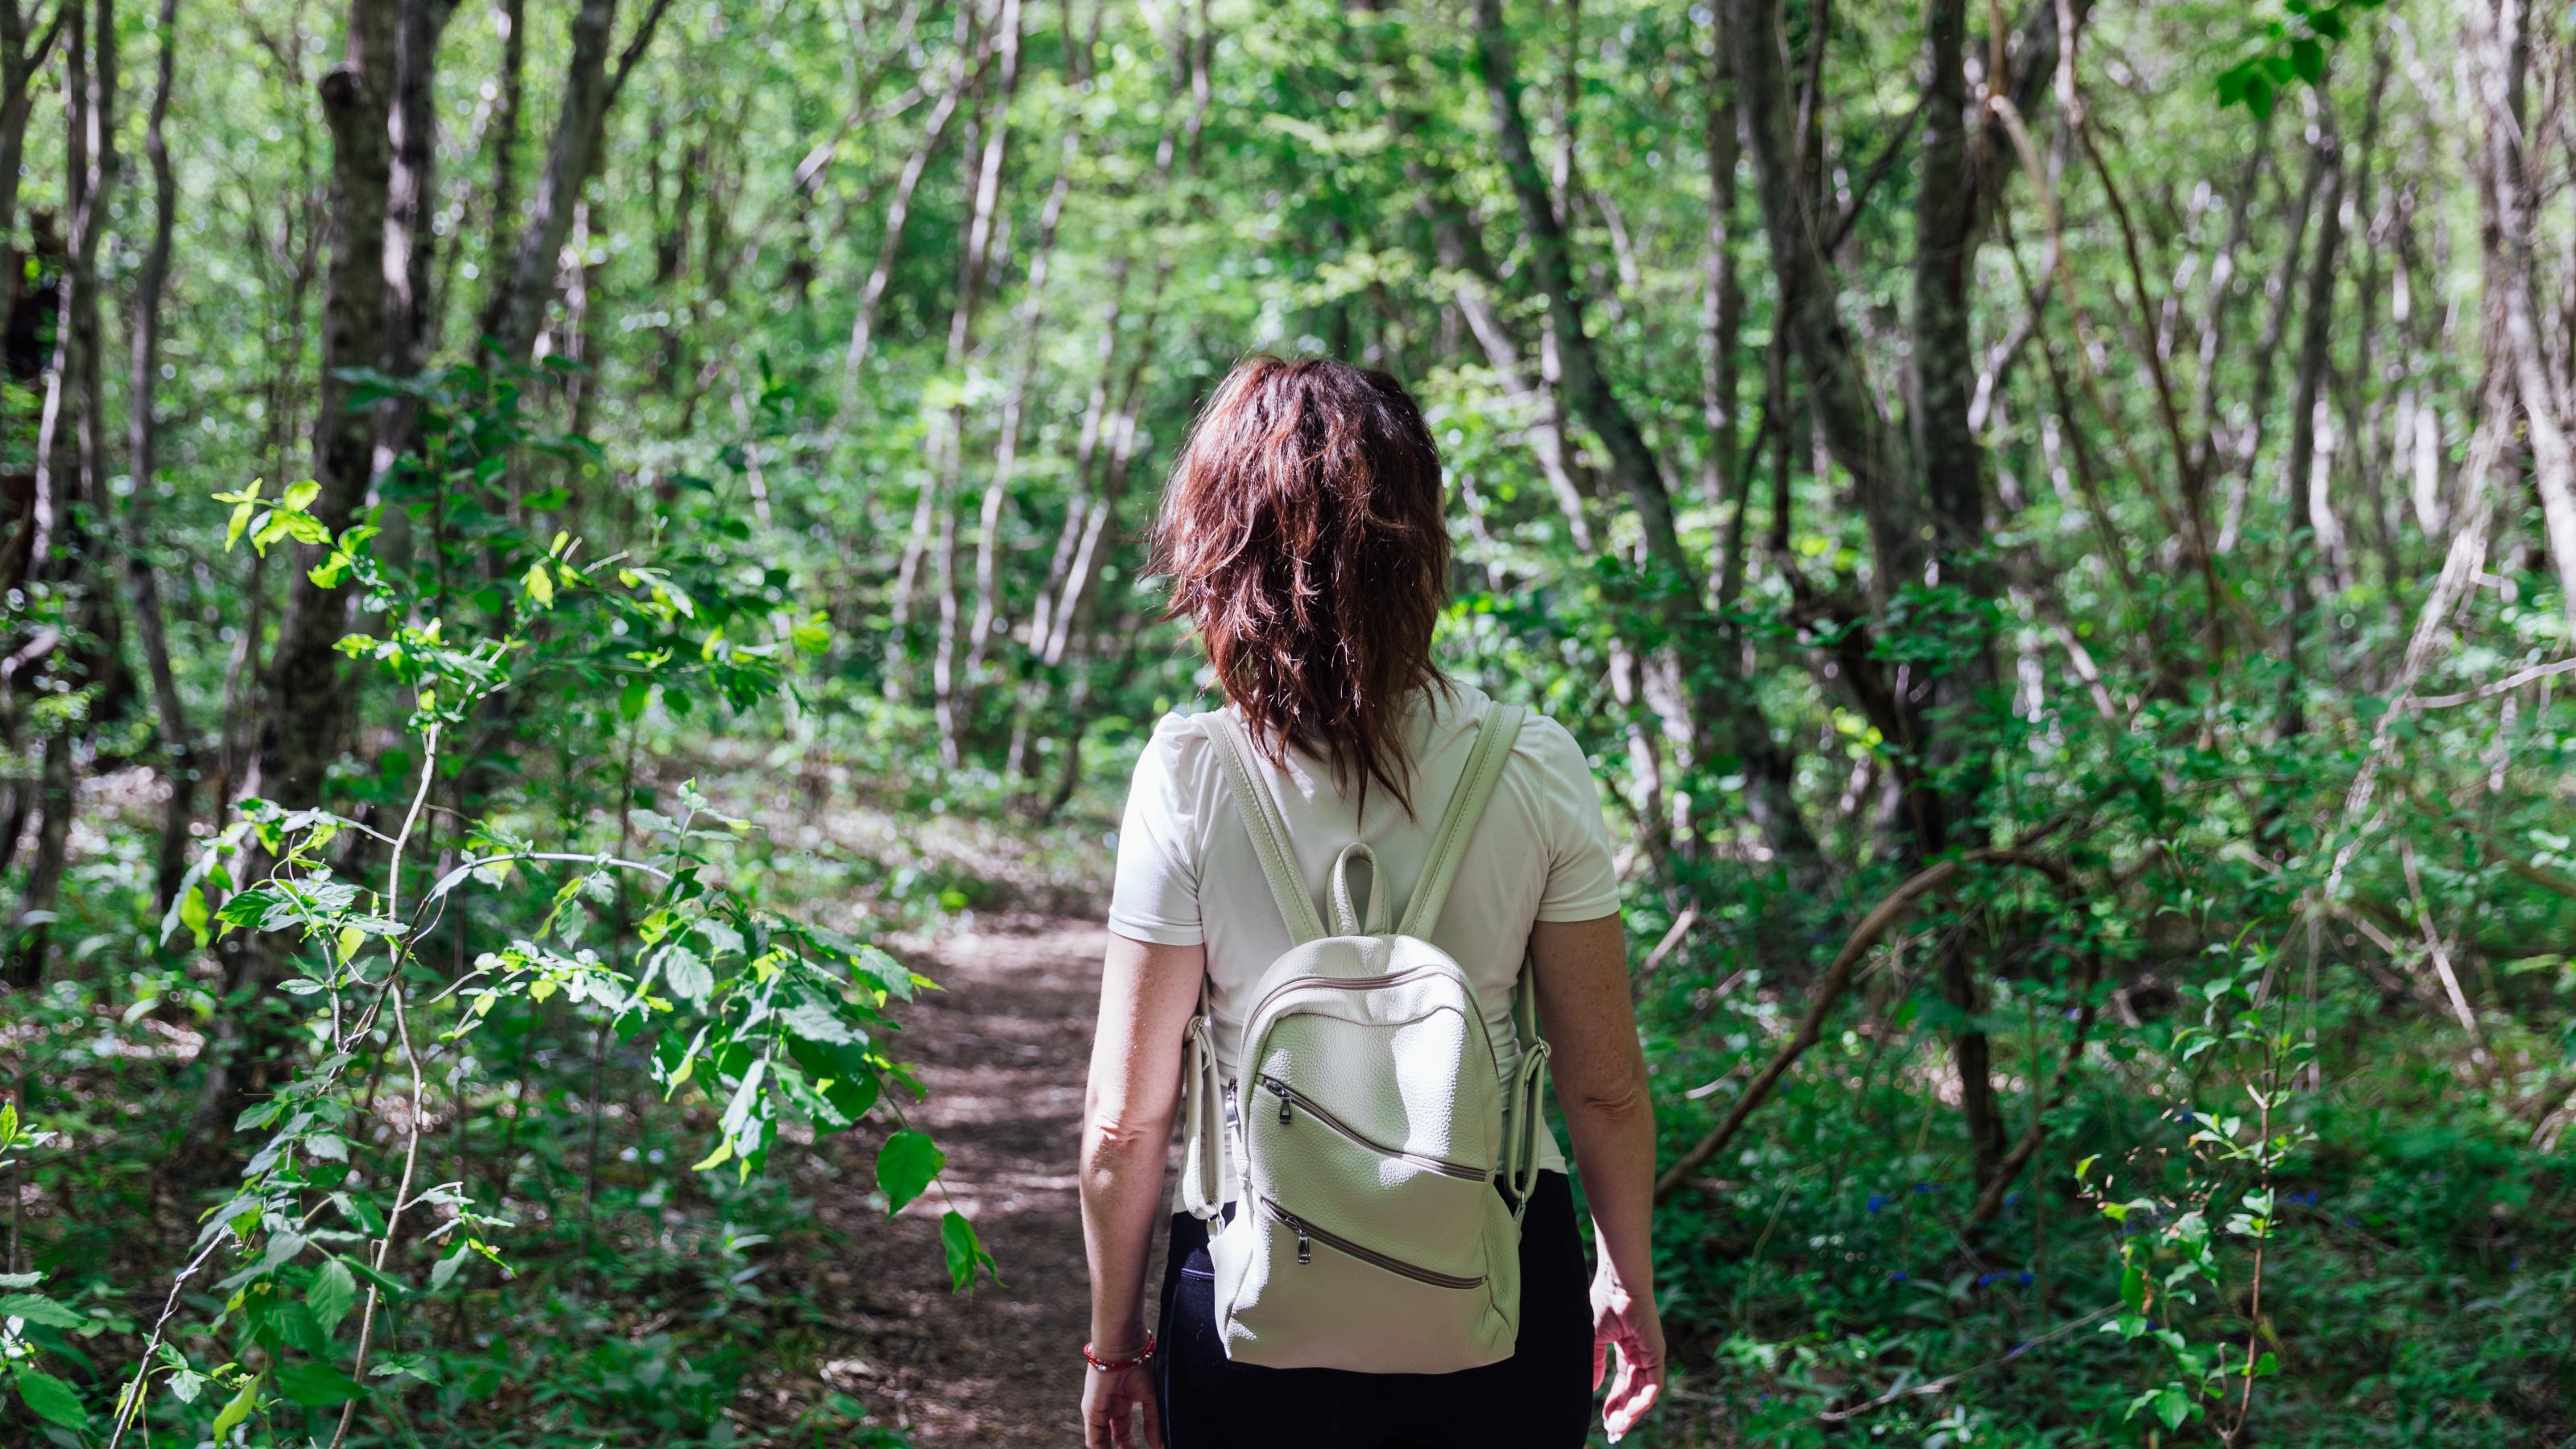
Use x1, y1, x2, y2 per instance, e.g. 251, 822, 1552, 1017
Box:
789, 913, 1109, 1446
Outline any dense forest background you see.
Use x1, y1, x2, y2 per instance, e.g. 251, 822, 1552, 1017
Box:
2, 0, 2573, 1442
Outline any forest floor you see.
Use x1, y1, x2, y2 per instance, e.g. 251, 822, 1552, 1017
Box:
778, 912, 1108, 1447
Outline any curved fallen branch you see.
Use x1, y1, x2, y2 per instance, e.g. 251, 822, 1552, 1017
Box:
1653, 848, 2074, 1203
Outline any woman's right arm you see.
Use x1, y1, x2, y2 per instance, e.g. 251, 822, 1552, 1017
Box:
1531, 913, 1664, 1443
1078, 931, 1206, 1449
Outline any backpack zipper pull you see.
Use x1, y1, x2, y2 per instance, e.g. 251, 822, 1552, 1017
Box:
1277, 1085, 1293, 1125
1290, 1214, 1311, 1265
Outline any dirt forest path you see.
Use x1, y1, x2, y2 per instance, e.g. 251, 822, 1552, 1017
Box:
791, 913, 1110, 1446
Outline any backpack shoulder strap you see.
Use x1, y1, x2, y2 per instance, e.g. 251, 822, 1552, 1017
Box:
1194, 710, 1327, 946
1396, 702, 1527, 939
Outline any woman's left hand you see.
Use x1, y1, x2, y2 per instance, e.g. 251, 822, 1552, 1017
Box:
1591, 1262, 1665, 1443
1081, 1360, 1162, 1448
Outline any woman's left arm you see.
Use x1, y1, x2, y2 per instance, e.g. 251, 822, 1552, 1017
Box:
1078, 931, 1206, 1448
1533, 914, 1663, 1443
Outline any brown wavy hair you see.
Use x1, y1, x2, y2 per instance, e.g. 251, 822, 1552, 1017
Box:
1153, 355, 1451, 815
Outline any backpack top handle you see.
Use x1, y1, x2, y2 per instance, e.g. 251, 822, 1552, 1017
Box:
1198, 701, 1527, 944
1327, 842, 1391, 936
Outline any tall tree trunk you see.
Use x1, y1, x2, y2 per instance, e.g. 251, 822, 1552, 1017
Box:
23, 0, 103, 586
124, 0, 192, 913
1726, 0, 2018, 1183
868, 14, 986, 681
0, 0, 68, 328
9, 0, 112, 991
2334, 41, 2403, 617
1718, 0, 1906, 568
486, 0, 523, 250
1909, 0, 2006, 1184
1020, 276, 1163, 822
931, 0, 1022, 766
841, 16, 974, 401
372, 0, 457, 482
2470, 0, 2576, 634
477, 0, 671, 364
2188, 131, 2273, 485
1910, 0, 1984, 588
1472, 0, 1823, 881
7, 730, 72, 989
1703, 49, 1748, 603
1014, 260, 1130, 705
2279, 118, 2345, 743
246, 0, 393, 813
962, 132, 1075, 685
204, 0, 399, 1127
2221, 138, 2326, 553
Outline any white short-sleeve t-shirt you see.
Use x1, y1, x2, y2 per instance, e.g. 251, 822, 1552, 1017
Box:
1108, 681, 1623, 1176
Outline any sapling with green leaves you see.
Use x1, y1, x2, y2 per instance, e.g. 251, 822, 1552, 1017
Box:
85, 479, 993, 1447
2079, 938, 2312, 1442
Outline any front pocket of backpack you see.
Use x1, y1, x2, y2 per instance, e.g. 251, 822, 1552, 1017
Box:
1245, 1009, 1503, 1173
1244, 1075, 1496, 1282
1216, 1195, 1508, 1374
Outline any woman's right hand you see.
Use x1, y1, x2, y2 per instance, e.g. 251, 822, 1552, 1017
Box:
1591, 1263, 1665, 1443
1081, 1360, 1162, 1448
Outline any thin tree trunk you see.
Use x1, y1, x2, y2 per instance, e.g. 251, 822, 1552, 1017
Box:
1017, 262, 1130, 695
124, 0, 192, 913
1718, 0, 1910, 572
9, 0, 113, 990
6, 730, 72, 988
2220, 136, 2326, 553
485, 0, 523, 261
1022, 306, 1161, 819
931, 0, 1022, 765
23, 0, 103, 586
1704, 49, 1748, 606
1039, 274, 1164, 674
1911, 0, 2006, 1185
2190, 131, 2273, 484
1911, 0, 1980, 579
873, 40, 986, 675
964, 131, 1077, 683
841, 22, 973, 400
2471, 0, 2576, 635
2335, 40, 2404, 616
2279, 116, 2346, 743
477, 0, 671, 364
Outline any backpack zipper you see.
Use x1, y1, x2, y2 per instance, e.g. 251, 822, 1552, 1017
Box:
1240, 965, 1453, 1041
1255, 1195, 1484, 1290
1257, 1075, 1488, 1182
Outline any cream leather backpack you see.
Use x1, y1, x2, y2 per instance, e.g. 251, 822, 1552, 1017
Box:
1175, 702, 1550, 1374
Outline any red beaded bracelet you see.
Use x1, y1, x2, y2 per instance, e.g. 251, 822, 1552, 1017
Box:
1082, 1331, 1157, 1372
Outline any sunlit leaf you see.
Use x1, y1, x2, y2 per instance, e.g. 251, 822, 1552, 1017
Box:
211, 1377, 258, 1439
876, 1130, 944, 1216
940, 1210, 1000, 1290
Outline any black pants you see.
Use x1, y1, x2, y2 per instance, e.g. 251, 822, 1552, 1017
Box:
1154, 1172, 1591, 1449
